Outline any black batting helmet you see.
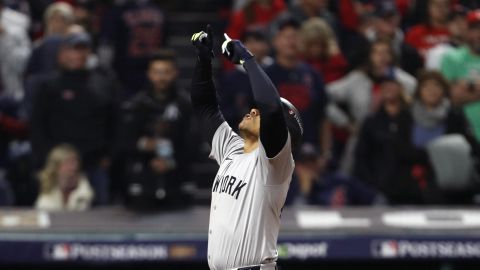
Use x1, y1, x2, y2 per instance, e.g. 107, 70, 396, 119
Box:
280, 98, 303, 150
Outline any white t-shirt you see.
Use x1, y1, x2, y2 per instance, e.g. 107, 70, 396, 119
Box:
425, 43, 454, 70
207, 122, 294, 270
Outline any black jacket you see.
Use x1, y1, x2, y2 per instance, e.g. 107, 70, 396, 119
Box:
30, 69, 121, 168
118, 85, 192, 182
354, 107, 427, 204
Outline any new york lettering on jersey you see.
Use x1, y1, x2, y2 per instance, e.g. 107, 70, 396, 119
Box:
212, 174, 247, 200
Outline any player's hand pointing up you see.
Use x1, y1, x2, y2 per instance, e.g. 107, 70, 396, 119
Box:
221, 34, 254, 65
191, 24, 214, 61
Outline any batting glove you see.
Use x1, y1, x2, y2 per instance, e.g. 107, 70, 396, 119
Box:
221, 33, 254, 65
191, 24, 214, 61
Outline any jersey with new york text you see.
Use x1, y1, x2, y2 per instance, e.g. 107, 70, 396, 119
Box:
207, 122, 294, 270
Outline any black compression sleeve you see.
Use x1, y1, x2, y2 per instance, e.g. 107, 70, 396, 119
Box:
191, 59, 224, 144
243, 58, 288, 158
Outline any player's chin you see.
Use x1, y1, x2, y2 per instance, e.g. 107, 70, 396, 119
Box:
238, 121, 246, 131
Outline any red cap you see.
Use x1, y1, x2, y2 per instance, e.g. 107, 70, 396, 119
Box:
467, 10, 480, 26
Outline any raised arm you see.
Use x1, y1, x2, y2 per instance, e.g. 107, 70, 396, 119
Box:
222, 35, 288, 158
190, 26, 225, 144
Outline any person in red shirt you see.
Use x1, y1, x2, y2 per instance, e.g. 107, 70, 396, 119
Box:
405, 0, 451, 57
300, 17, 349, 84
224, 0, 285, 71
226, 0, 286, 39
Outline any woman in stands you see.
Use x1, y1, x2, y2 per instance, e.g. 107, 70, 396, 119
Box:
300, 17, 348, 84
35, 144, 94, 211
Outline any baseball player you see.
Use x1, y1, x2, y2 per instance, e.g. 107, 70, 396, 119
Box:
191, 25, 303, 270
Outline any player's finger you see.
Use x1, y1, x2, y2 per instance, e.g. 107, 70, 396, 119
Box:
224, 33, 232, 42
221, 39, 230, 56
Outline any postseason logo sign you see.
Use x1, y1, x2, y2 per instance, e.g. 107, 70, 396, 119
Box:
44, 243, 169, 261
372, 240, 480, 259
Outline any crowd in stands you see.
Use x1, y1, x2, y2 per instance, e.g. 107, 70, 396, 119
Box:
0, 0, 479, 210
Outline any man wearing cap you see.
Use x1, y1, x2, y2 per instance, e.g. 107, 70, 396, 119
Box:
264, 17, 329, 152
30, 32, 121, 205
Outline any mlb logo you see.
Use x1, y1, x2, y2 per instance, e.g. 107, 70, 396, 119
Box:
51, 244, 71, 260
372, 240, 398, 258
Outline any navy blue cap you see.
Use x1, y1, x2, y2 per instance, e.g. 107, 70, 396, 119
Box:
62, 32, 92, 48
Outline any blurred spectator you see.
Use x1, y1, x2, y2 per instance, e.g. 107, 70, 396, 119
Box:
335, 0, 411, 33
1, 0, 30, 16
72, 2, 93, 33
425, 5, 468, 70
338, 1, 377, 69
0, 0, 29, 33
365, 0, 423, 75
118, 50, 192, 208
0, 0, 31, 102
286, 0, 338, 32
440, 9, 480, 106
354, 78, 430, 204
224, 0, 280, 71
226, 0, 286, 39
287, 143, 379, 206
410, 71, 476, 149
23, 23, 100, 120
220, 29, 272, 127
328, 39, 417, 124
300, 17, 349, 84
43, 1, 74, 37
265, 17, 330, 152
35, 144, 94, 211
405, 0, 450, 57
99, 0, 167, 94
337, 0, 419, 72
335, 0, 362, 33
67, 24, 99, 69
327, 38, 416, 172
30, 32, 120, 205
410, 71, 479, 203
25, 2, 74, 78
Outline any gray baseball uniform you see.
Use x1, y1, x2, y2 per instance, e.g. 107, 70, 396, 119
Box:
207, 122, 294, 270
190, 34, 300, 269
